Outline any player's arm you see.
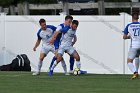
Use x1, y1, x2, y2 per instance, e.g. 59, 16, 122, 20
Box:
123, 34, 131, 39
49, 25, 70, 44
33, 29, 42, 51
49, 31, 61, 44
72, 35, 77, 46
123, 24, 130, 40
33, 39, 41, 51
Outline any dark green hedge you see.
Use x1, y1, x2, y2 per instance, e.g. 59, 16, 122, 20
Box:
0, 0, 57, 6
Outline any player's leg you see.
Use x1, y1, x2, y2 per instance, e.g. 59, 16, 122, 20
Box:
61, 57, 69, 75
49, 48, 58, 70
127, 48, 138, 79
135, 54, 139, 73
67, 47, 81, 69
32, 53, 46, 75
72, 51, 81, 69
69, 56, 75, 73
49, 47, 64, 76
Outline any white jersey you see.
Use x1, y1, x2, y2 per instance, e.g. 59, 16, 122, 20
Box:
60, 28, 76, 47
37, 25, 56, 46
124, 22, 140, 48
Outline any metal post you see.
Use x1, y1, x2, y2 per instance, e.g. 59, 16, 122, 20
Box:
0, 13, 7, 65
62, 0, 69, 15
9, 5, 16, 15
98, 0, 105, 15
23, 1, 30, 15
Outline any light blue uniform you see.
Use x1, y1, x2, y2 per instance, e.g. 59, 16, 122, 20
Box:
58, 26, 76, 56
37, 25, 56, 55
124, 22, 140, 59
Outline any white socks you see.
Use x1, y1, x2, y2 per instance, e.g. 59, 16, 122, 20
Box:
127, 62, 136, 73
61, 60, 67, 74
135, 58, 139, 72
76, 61, 81, 69
37, 60, 43, 72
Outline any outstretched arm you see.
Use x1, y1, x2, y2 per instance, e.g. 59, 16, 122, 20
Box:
49, 31, 61, 44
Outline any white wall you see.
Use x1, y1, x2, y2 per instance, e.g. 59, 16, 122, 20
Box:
0, 13, 134, 74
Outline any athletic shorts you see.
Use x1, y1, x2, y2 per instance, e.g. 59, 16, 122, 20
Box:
41, 44, 55, 55
58, 46, 76, 56
128, 48, 140, 59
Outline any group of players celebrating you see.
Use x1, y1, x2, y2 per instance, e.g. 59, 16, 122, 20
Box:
32, 15, 86, 76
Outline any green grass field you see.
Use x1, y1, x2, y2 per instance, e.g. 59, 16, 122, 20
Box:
0, 72, 140, 93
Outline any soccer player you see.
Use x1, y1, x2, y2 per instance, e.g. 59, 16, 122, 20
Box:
49, 20, 81, 76
123, 12, 140, 80
32, 19, 58, 75
49, 15, 75, 74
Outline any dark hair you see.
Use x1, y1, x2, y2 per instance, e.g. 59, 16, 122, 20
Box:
39, 19, 46, 24
65, 15, 73, 20
72, 20, 79, 26
132, 12, 139, 20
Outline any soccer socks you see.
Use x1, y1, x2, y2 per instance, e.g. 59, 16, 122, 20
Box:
76, 61, 81, 69
50, 61, 57, 71
37, 60, 43, 72
49, 56, 57, 69
135, 58, 139, 72
70, 57, 74, 71
61, 60, 67, 74
128, 62, 136, 73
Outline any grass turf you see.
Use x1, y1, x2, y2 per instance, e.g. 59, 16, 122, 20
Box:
0, 71, 140, 93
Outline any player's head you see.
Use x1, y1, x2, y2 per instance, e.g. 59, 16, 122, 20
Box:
64, 15, 73, 26
71, 20, 79, 30
39, 19, 46, 30
132, 12, 139, 21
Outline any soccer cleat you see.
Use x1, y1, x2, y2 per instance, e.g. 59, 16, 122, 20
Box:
65, 73, 70, 76
49, 70, 53, 76
32, 72, 40, 76
80, 70, 87, 74
131, 72, 138, 80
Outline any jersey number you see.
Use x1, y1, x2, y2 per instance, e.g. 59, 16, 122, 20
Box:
133, 28, 140, 36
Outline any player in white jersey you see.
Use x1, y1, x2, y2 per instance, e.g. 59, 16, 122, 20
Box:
49, 20, 81, 76
123, 12, 140, 80
32, 19, 57, 75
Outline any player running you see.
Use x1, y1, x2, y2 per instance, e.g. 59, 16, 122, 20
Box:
32, 19, 61, 75
49, 15, 76, 74
123, 12, 140, 80
49, 20, 81, 76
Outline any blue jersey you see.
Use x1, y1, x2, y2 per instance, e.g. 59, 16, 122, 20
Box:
124, 22, 140, 48
54, 23, 65, 49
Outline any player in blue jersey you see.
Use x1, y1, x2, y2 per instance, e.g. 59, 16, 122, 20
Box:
49, 20, 82, 76
49, 15, 76, 74
123, 12, 140, 80
32, 19, 57, 75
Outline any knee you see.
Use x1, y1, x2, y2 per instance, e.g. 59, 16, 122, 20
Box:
57, 55, 62, 62
75, 56, 80, 61
127, 58, 133, 63
39, 57, 44, 61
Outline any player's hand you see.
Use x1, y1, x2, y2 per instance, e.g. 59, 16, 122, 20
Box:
33, 47, 36, 51
49, 39, 54, 45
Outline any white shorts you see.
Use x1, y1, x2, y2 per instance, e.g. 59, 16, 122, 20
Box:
128, 48, 140, 59
58, 46, 76, 56
41, 44, 55, 55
